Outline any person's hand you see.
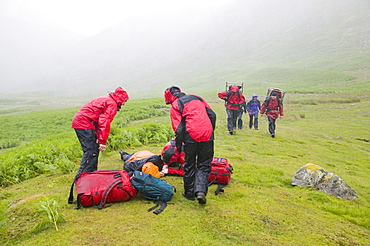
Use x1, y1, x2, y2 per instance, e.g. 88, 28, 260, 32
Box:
160, 165, 168, 177
99, 144, 106, 152
248, 112, 252, 116
280, 115, 284, 119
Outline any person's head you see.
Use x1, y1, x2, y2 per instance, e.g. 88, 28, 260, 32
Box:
271, 92, 278, 100
110, 87, 129, 110
161, 138, 185, 166
164, 86, 185, 104
252, 93, 258, 100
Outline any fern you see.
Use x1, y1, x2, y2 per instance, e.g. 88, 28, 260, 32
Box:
34, 198, 64, 231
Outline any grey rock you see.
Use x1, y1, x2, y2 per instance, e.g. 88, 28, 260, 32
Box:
292, 163, 358, 200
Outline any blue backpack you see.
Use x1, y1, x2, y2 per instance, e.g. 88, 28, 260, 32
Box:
131, 171, 176, 214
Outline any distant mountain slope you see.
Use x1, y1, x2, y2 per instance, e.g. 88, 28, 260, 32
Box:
0, 17, 86, 94
1, 0, 369, 100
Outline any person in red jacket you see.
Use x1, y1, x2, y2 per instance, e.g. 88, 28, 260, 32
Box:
164, 86, 216, 204
260, 92, 284, 138
72, 87, 129, 176
218, 85, 245, 135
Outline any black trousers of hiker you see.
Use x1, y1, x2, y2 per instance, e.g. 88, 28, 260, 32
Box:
268, 116, 277, 135
237, 110, 244, 129
226, 108, 239, 132
183, 141, 214, 197
249, 113, 259, 129
74, 129, 100, 177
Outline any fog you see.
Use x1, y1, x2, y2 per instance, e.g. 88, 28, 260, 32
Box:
0, 0, 369, 101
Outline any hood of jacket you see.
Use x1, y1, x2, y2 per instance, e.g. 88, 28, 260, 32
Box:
109, 87, 129, 106
164, 86, 185, 104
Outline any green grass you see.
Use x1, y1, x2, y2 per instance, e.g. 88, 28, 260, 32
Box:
1, 92, 369, 245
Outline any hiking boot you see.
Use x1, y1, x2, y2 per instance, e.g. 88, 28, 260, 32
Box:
119, 150, 132, 161
196, 192, 207, 204
182, 192, 195, 201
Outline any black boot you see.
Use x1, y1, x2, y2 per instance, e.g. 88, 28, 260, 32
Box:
196, 192, 206, 204
119, 150, 132, 161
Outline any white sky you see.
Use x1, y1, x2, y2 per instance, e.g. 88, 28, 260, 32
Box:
0, 0, 232, 36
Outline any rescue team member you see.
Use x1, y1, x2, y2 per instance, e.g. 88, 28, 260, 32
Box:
72, 87, 129, 177
260, 92, 284, 138
164, 86, 216, 204
218, 85, 245, 135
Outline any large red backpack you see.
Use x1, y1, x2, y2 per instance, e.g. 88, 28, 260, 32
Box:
208, 157, 233, 195
68, 169, 137, 209
266, 88, 285, 102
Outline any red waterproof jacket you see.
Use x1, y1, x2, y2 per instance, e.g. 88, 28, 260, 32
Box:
71, 87, 129, 145
169, 94, 216, 146
218, 86, 245, 111
161, 138, 185, 167
260, 97, 284, 119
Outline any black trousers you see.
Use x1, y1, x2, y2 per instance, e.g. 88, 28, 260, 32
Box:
74, 129, 100, 177
268, 116, 276, 135
226, 108, 239, 131
237, 110, 244, 129
183, 141, 214, 196
249, 113, 259, 129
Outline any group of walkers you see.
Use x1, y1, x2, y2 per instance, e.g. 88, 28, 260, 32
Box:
218, 85, 284, 138
70, 85, 283, 205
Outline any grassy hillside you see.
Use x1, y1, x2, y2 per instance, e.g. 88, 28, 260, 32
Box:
1, 89, 369, 245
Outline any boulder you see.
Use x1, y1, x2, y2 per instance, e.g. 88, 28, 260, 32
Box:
291, 163, 358, 200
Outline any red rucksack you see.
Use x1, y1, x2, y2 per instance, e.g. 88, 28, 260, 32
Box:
68, 169, 137, 209
208, 157, 233, 195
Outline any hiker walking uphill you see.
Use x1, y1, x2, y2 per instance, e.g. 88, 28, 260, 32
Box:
164, 86, 216, 204
260, 92, 283, 138
72, 87, 129, 177
218, 85, 245, 135
246, 94, 261, 130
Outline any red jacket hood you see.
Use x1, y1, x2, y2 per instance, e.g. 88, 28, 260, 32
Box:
109, 87, 129, 105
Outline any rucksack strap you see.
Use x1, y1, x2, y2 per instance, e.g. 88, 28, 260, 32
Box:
68, 173, 82, 205
147, 200, 168, 215
95, 178, 122, 209
68, 181, 75, 204
214, 184, 227, 195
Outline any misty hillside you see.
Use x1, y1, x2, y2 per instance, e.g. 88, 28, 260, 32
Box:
1, 0, 369, 101
0, 17, 86, 93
